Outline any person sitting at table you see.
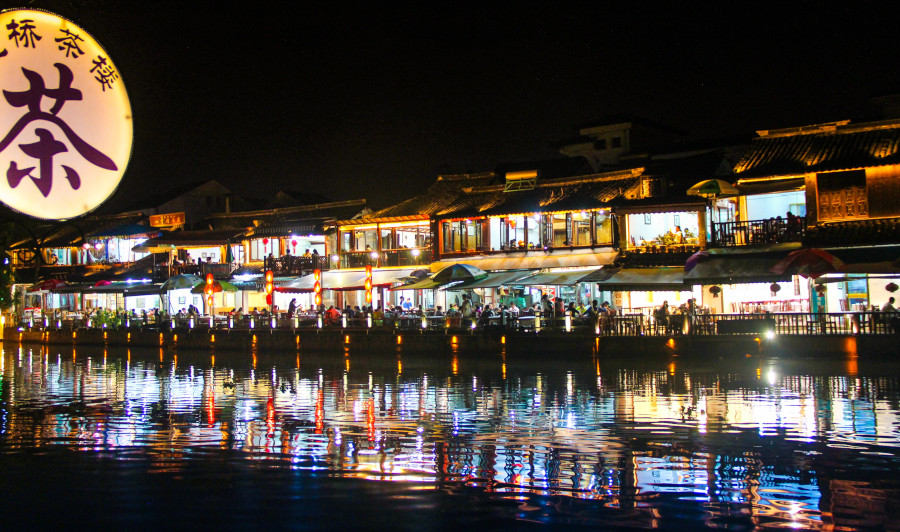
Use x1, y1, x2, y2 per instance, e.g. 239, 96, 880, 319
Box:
673, 226, 684, 244
400, 296, 413, 311
234, 307, 244, 322
303, 249, 312, 258
509, 302, 520, 315
882, 297, 896, 312
655, 301, 669, 333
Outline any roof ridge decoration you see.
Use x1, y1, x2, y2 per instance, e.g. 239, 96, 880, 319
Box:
462, 167, 643, 194
436, 172, 495, 182
757, 120, 851, 138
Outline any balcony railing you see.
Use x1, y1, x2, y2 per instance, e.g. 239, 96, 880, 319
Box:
339, 249, 429, 269
711, 217, 805, 247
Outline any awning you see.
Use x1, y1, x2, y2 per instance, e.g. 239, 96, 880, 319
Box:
51, 282, 161, 295
430, 249, 617, 272
251, 221, 325, 238
583, 267, 687, 291
132, 229, 246, 252
735, 178, 805, 195
838, 261, 900, 274
447, 270, 536, 289
684, 257, 791, 285
88, 224, 161, 239
275, 269, 415, 293
512, 269, 598, 286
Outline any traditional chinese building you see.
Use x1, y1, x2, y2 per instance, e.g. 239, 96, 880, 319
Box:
693, 118, 900, 314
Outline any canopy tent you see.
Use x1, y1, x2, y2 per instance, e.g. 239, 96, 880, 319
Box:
511, 269, 599, 286
684, 257, 792, 285
448, 270, 535, 289
583, 267, 687, 292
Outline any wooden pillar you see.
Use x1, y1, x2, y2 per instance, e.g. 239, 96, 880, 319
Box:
697, 208, 708, 248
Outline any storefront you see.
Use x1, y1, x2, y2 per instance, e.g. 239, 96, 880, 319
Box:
684, 256, 809, 314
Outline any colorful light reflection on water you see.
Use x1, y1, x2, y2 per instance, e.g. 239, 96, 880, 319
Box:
1, 345, 899, 530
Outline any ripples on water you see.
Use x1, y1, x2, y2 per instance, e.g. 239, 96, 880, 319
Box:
1, 345, 899, 530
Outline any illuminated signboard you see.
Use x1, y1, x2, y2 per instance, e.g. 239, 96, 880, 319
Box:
150, 212, 186, 227
0, 9, 132, 220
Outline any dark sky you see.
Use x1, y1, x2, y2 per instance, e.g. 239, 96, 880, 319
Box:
21, 1, 900, 211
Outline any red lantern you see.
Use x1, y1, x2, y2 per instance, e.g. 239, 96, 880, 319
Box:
769, 282, 782, 296
709, 285, 721, 298
887, 282, 899, 293
266, 294, 273, 305
291, 239, 297, 248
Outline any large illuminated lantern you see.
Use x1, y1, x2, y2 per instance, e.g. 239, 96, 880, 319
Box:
0, 9, 132, 220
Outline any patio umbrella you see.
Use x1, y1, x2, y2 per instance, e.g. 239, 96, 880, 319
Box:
225, 241, 234, 263
431, 263, 487, 283
190, 280, 238, 294
93, 280, 112, 287
160, 274, 202, 291
28, 279, 66, 292
770, 249, 844, 279
687, 179, 739, 198
397, 268, 431, 284
684, 250, 710, 273
392, 264, 488, 291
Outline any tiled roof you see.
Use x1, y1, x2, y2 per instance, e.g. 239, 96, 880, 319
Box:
10, 213, 145, 249
805, 218, 900, 248
207, 201, 368, 230
367, 173, 497, 218
735, 119, 900, 178
438, 171, 642, 219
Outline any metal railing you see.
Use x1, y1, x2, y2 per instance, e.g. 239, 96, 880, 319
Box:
711, 217, 806, 247
13, 311, 899, 337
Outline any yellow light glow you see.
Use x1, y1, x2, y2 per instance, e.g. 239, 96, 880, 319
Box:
378, 221, 430, 229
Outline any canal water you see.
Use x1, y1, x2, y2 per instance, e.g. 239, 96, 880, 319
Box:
1, 345, 898, 531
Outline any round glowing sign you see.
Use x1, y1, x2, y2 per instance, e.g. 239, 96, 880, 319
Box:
0, 9, 132, 220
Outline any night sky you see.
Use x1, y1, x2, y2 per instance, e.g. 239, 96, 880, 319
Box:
18, 1, 900, 211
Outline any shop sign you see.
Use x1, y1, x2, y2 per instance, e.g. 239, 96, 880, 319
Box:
0, 9, 132, 220
150, 212, 185, 227
541, 287, 556, 299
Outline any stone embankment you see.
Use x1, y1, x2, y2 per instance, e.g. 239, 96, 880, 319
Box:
3, 327, 891, 358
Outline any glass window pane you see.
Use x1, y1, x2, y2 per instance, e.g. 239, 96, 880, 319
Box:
595, 211, 612, 244
574, 212, 591, 246
553, 214, 567, 247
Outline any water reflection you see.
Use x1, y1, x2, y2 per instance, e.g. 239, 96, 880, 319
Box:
2, 345, 899, 530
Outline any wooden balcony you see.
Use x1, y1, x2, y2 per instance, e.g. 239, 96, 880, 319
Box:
711, 217, 806, 247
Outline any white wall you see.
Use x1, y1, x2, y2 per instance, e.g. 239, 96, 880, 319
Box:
745, 191, 806, 221
125, 295, 161, 312
721, 278, 810, 313
869, 277, 900, 309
